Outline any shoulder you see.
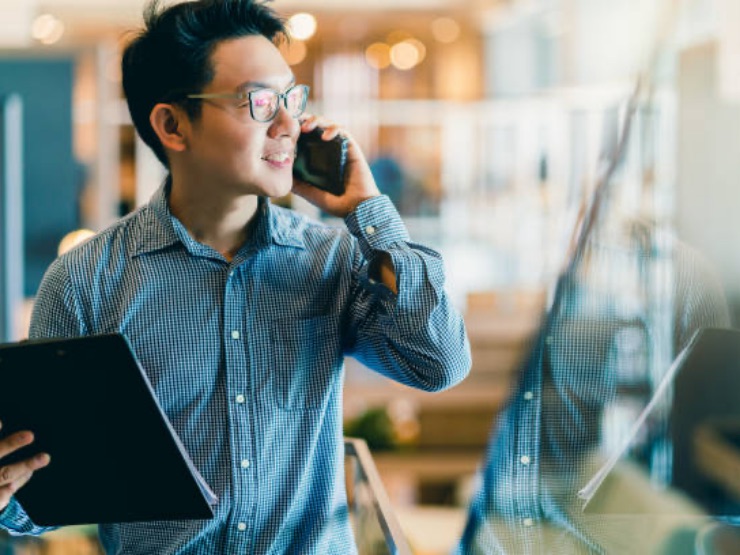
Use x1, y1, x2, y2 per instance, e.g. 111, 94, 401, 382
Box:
53, 206, 150, 274
269, 203, 351, 248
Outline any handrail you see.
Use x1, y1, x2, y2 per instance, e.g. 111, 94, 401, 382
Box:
344, 437, 413, 555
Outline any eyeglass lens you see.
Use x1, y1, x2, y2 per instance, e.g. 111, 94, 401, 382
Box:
250, 86, 307, 122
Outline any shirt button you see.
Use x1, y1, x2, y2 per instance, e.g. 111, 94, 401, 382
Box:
365, 225, 376, 235
545, 336, 553, 345
237, 522, 247, 532
236, 394, 245, 404
231, 330, 240, 340
241, 459, 251, 469
523, 518, 534, 527
520, 455, 531, 465
523, 391, 534, 401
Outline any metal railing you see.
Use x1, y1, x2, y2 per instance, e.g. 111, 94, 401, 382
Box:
345, 437, 413, 555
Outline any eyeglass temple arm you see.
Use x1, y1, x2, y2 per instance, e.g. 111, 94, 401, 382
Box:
186, 92, 245, 100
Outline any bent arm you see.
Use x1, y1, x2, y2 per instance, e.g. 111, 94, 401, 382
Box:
343, 196, 471, 391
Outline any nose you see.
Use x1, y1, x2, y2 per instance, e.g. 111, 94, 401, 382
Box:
267, 103, 299, 138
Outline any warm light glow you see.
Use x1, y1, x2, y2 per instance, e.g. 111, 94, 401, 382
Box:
365, 42, 391, 70
58, 229, 95, 256
282, 40, 307, 66
431, 17, 460, 44
405, 38, 427, 64
386, 30, 412, 45
390, 40, 423, 71
32, 14, 65, 45
287, 13, 317, 41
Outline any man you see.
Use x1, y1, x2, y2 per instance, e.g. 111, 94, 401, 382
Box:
0, 1, 471, 552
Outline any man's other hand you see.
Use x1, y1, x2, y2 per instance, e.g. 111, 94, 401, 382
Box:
0, 422, 50, 512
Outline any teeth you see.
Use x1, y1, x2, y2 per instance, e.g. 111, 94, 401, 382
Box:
264, 152, 290, 163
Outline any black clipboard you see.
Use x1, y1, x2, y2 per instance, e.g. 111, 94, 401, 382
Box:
0, 333, 217, 526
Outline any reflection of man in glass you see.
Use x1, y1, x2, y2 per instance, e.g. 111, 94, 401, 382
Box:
457, 214, 730, 554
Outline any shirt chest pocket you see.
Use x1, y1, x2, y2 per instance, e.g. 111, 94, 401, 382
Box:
269, 314, 342, 410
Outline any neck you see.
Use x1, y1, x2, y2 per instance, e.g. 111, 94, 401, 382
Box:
168, 175, 261, 261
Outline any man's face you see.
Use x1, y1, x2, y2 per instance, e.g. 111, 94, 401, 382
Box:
184, 35, 300, 198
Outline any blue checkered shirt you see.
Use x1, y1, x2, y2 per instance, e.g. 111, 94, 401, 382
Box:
0, 183, 471, 554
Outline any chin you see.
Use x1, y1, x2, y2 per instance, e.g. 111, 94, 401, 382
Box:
260, 180, 294, 199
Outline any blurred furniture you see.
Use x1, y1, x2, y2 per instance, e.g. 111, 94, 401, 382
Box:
694, 420, 740, 505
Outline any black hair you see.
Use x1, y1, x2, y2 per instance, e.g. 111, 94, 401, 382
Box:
121, 0, 287, 167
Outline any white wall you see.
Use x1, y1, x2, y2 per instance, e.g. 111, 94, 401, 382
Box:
677, 41, 740, 301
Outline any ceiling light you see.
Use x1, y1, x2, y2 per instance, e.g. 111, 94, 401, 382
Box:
405, 38, 426, 64
288, 13, 317, 41
32, 14, 64, 45
365, 42, 391, 70
431, 17, 460, 44
390, 40, 421, 71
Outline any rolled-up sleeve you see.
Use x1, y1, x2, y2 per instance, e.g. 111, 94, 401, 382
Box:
343, 195, 471, 391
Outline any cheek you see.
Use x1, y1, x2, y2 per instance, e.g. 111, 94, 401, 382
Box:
205, 129, 262, 169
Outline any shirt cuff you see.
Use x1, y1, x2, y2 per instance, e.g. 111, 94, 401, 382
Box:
0, 497, 28, 532
344, 195, 410, 261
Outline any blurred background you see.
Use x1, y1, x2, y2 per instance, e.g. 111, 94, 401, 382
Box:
2, 0, 740, 553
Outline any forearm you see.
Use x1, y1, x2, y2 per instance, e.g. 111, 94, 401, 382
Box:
344, 196, 471, 390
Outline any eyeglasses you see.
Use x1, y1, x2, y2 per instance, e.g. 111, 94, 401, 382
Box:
186, 84, 310, 123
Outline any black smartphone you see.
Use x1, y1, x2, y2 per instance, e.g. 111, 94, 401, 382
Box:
293, 127, 348, 196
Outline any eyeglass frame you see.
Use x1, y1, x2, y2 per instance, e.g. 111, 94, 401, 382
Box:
185, 83, 310, 123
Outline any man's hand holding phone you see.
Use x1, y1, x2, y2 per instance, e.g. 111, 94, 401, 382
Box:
0, 423, 50, 512
292, 114, 381, 218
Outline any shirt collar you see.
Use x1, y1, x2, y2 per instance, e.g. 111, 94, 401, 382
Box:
132, 179, 305, 258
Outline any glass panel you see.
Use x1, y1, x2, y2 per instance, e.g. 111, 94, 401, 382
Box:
455, 2, 737, 553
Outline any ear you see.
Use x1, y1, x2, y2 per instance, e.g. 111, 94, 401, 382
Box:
149, 103, 188, 155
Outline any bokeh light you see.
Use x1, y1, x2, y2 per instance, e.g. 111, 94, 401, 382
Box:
32, 14, 65, 45
287, 13, 317, 41
365, 42, 391, 70
431, 17, 460, 44
282, 40, 307, 66
390, 39, 425, 71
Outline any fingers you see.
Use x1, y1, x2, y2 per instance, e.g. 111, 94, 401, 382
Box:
0, 471, 31, 502
291, 179, 331, 205
0, 442, 50, 512
0, 452, 50, 486
0, 452, 50, 510
300, 114, 348, 142
0, 426, 34, 460
0, 420, 51, 500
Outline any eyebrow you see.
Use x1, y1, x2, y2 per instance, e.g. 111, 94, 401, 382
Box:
236, 77, 296, 91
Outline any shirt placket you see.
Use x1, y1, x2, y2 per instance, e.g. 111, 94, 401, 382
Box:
223, 262, 255, 551
513, 338, 545, 546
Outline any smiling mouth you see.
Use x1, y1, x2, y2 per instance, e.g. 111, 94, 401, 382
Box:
261, 152, 292, 164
